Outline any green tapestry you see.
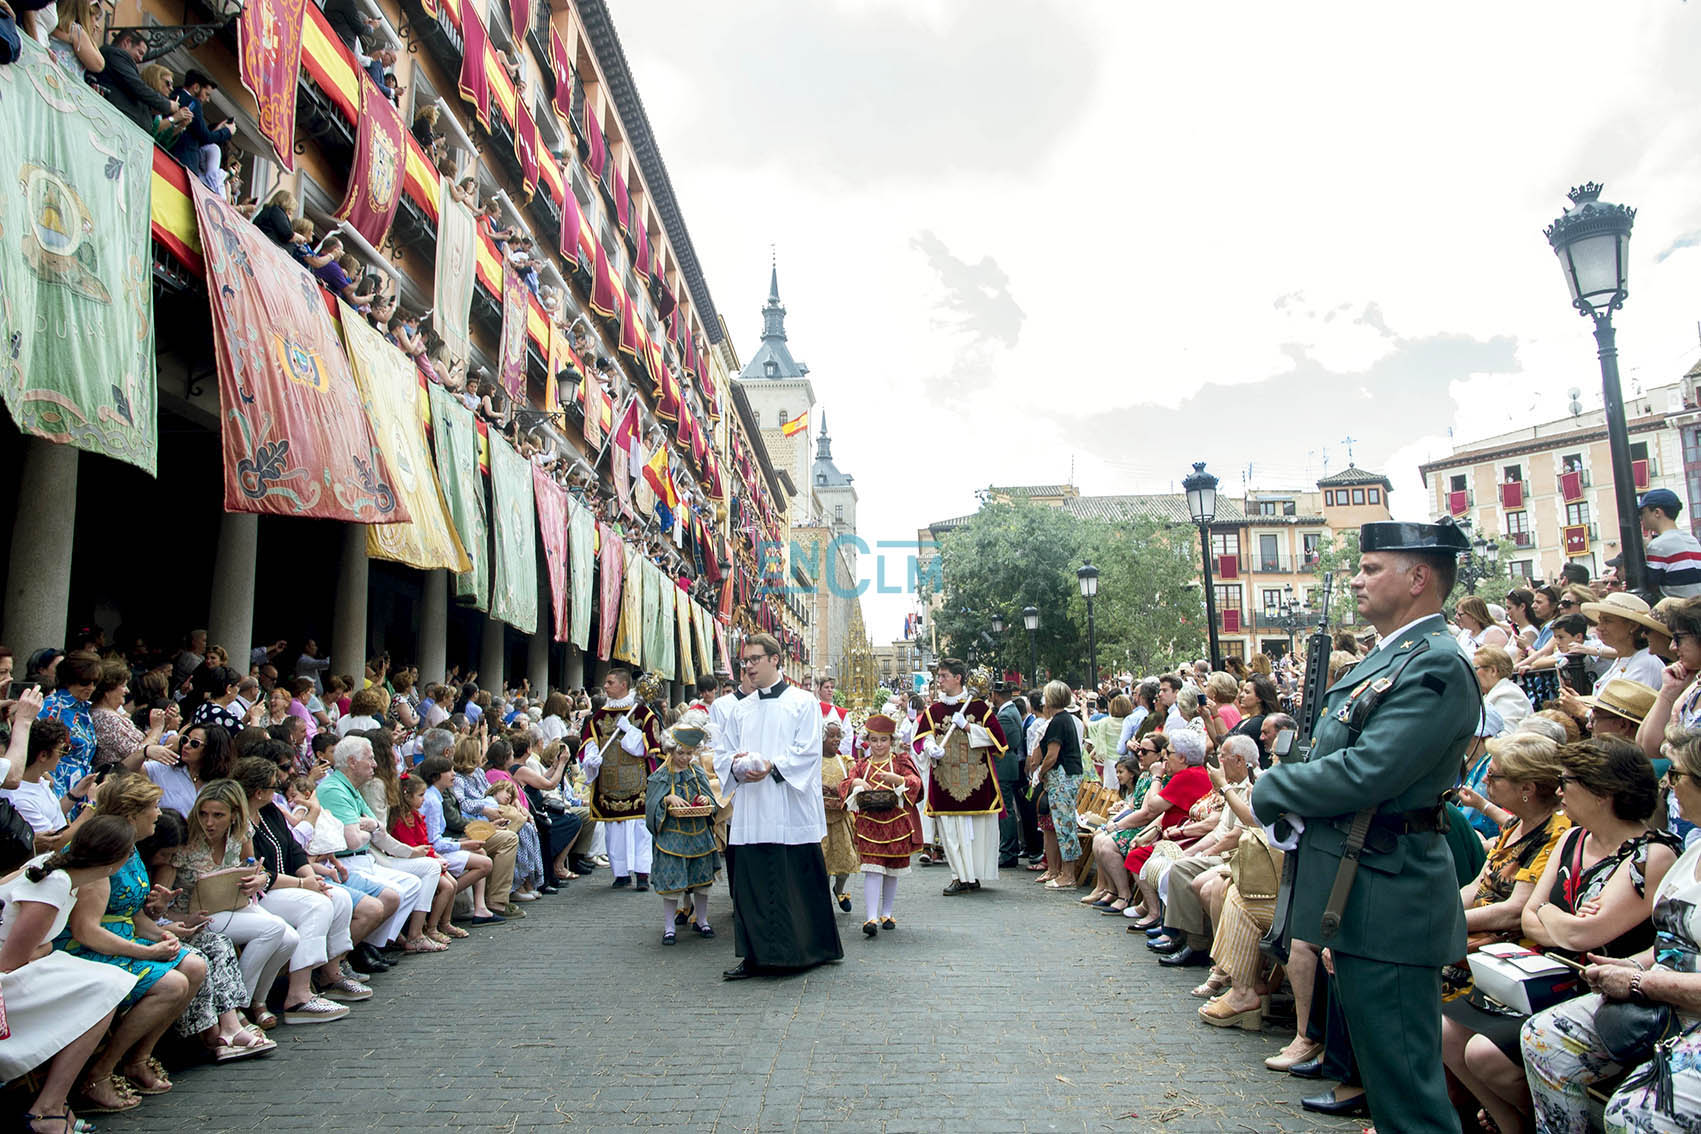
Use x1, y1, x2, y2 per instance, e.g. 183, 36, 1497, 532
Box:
567, 498, 595, 652
487, 433, 538, 634
428, 386, 488, 609
652, 558, 676, 681
640, 557, 666, 676
0, 39, 157, 472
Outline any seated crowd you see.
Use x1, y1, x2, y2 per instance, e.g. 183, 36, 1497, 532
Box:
0, 635, 615, 1130
1019, 573, 1699, 1134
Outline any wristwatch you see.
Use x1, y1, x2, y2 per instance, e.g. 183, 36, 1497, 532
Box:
1628, 972, 1648, 1001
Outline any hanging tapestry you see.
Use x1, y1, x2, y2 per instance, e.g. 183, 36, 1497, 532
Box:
533, 466, 571, 643
333, 72, 407, 248
596, 523, 624, 660
487, 433, 538, 633
0, 39, 156, 473
434, 177, 477, 366
239, 0, 309, 170
568, 498, 595, 652
428, 385, 488, 608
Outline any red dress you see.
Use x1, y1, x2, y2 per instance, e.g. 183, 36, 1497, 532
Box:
1123, 765, 1211, 874
839, 752, 925, 873
391, 810, 440, 857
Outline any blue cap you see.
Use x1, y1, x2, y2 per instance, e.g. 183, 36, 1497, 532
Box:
1638, 488, 1682, 516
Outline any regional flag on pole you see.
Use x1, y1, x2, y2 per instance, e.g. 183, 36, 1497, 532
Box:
781, 410, 809, 437
644, 445, 679, 529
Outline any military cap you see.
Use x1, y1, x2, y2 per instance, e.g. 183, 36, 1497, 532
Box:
1359, 517, 1472, 554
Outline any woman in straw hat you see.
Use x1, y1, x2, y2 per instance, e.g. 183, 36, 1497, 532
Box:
841, 714, 924, 938
644, 711, 721, 945
1559, 593, 1671, 723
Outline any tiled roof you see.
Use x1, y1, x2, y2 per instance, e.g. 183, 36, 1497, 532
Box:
927, 492, 1330, 532
990, 484, 1077, 497
1316, 465, 1393, 489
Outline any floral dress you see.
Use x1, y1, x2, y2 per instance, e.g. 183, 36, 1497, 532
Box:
63, 849, 192, 1007
643, 764, 721, 896
1108, 772, 1159, 855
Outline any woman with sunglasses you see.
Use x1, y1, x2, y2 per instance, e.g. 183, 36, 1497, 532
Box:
1454, 737, 1677, 1133
140, 723, 233, 817
1639, 596, 1701, 766
1521, 728, 1701, 1131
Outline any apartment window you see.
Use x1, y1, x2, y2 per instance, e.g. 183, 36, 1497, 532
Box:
1323, 490, 1334, 506
1565, 502, 1590, 526
834, 505, 843, 523
1214, 585, 1242, 615
1302, 533, 1322, 563
1450, 474, 1468, 492
1368, 488, 1381, 504
1210, 532, 1240, 558
1631, 440, 1649, 462
1352, 488, 1366, 505
1504, 464, 1523, 483
778, 409, 788, 425
1507, 510, 1529, 534
764, 361, 777, 377
1561, 453, 1583, 473
1261, 588, 1285, 615
1284, 500, 1296, 515
1258, 534, 1280, 571
1685, 426, 1701, 465
1258, 501, 1279, 516
1510, 559, 1534, 582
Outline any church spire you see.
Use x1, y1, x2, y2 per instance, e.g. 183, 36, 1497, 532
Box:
815, 412, 832, 460
762, 250, 787, 342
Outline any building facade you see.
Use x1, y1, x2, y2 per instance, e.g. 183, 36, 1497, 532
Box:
1418, 375, 1700, 582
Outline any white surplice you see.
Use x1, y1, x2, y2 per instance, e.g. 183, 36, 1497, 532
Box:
716, 679, 825, 846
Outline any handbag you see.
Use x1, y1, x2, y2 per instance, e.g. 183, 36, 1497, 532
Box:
1228, 826, 1282, 901
1595, 998, 1675, 1066
858, 789, 898, 811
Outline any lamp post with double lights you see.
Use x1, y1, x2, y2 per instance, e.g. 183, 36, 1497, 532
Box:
1545, 183, 1645, 592
1456, 530, 1502, 594
1077, 562, 1100, 690
1022, 605, 1040, 688
990, 612, 1006, 680
1184, 461, 1222, 667
1271, 583, 1311, 658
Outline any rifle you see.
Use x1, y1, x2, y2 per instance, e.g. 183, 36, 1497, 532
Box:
1296, 571, 1335, 748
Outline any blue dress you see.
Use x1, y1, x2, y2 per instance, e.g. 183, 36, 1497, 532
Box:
644, 764, 721, 896
63, 849, 191, 1007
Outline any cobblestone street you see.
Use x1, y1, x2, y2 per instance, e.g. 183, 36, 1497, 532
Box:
107, 864, 1362, 1133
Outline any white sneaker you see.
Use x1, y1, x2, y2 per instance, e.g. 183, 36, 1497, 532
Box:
284, 996, 351, 1023
513, 890, 540, 902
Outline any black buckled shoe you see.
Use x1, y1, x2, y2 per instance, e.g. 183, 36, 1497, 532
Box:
1300, 1088, 1368, 1117
722, 962, 756, 981
1158, 946, 1209, 967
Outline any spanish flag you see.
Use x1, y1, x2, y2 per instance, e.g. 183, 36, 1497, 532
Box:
643, 445, 678, 528
781, 410, 809, 437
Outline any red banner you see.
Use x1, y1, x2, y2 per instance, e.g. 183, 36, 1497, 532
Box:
533, 466, 571, 643
550, 25, 573, 125
614, 166, 629, 231
333, 72, 407, 248
190, 181, 405, 524
459, 0, 490, 127
239, 0, 309, 171
597, 524, 625, 659
634, 222, 650, 279
584, 102, 606, 178
516, 104, 540, 200
1448, 490, 1470, 516
1499, 480, 1524, 509
590, 243, 616, 317
1560, 470, 1583, 502
558, 172, 582, 267
619, 291, 640, 358
498, 261, 529, 401
1564, 524, 1590, 556
509, 0, 531, 43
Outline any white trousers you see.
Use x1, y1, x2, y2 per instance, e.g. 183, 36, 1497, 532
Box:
205, 904, 297, 1002
936, 814, 1001, 885
373, 851, 443, 913
259, 885, 353, 972
342, 854, 426, 945
603, 819, 652, 877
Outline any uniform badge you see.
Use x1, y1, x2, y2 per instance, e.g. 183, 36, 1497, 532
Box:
1334, 703, 1352, 723
1400, 640, 1417, 650
1349, 679, 1372, 699
1372, 677, 1394, 694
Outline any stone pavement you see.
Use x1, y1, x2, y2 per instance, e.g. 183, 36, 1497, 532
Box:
104, 862, 1366, 1133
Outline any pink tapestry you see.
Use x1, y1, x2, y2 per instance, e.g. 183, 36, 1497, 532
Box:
596, 524, 625, 659
533, 466, 571, 643
333, 72, 407, 248
239, 0, 308, 171
191, 181, 406, 523
498, 261, 528, 401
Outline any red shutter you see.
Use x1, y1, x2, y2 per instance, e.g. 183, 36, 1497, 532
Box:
1633, 460, 1650, 489
1499, 481, 1524, 509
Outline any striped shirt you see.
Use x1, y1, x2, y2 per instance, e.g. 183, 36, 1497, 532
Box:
1647, 528, 1701, 598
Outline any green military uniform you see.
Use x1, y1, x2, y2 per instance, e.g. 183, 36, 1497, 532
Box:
1252, 524, 1476, 1134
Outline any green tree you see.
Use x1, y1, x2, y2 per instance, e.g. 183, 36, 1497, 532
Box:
1310, 530, 1361, 630
1074, 519, 1204, 676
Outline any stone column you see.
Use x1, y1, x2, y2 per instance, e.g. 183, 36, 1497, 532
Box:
564, 645, 584, 691
419, 570, 448, 685
207, 511, 258, 670
480, 616, 505, 693
2, 439, 77, 658
331, 526, 368, 684
527, 630, 549, 697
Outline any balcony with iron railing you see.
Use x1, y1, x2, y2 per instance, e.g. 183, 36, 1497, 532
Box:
1251, 554, 1293, 574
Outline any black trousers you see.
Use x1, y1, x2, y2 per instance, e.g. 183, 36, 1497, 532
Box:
998, 777, 1024, 860
1012, 780, 1042, 855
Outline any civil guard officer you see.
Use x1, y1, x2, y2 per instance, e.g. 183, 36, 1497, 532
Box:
1252, 518, 1477, 1134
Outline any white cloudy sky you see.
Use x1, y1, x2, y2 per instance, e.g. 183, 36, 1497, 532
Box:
616, 0, 1701, 641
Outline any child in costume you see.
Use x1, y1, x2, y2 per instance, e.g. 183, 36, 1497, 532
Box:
644, 710, 722, 945
820, 721, 860, 912
841, 714, 924, 938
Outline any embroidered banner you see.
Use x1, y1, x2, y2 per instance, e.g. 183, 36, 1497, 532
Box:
192, 181, 402, 522
428, 385, 488, 608
558, 171, 584, 269
614, 166, 629, 232
590, 242, 616, 317
488, 433, 538, 633
0, 40, 157, 473
333, 72, 407, 248
339, 301, 468, 572
498, 260, 529, 401
508, 0, 530, 44
614, 544, 643, 664
434, 177, 477, 367
584, 103, 607, 179
569, 498, 595, 652
458, 0, 491, 127
642, 557, 671, 677
533, 465, 571, 643
675, 585, 695, 685
597, 525, 625, 660
692, 600, 715, 678
239, 0, 308, 170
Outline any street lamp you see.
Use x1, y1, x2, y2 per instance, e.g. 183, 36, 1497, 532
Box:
1545, 182, 1645, 592
1077, 562, 1100, 690
1272, 582, 1310, 657
1184, 461, 1221, 667
991, 612, 1005, 634
1022, 605, 1039, 688
1455, 520, 1503, 593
